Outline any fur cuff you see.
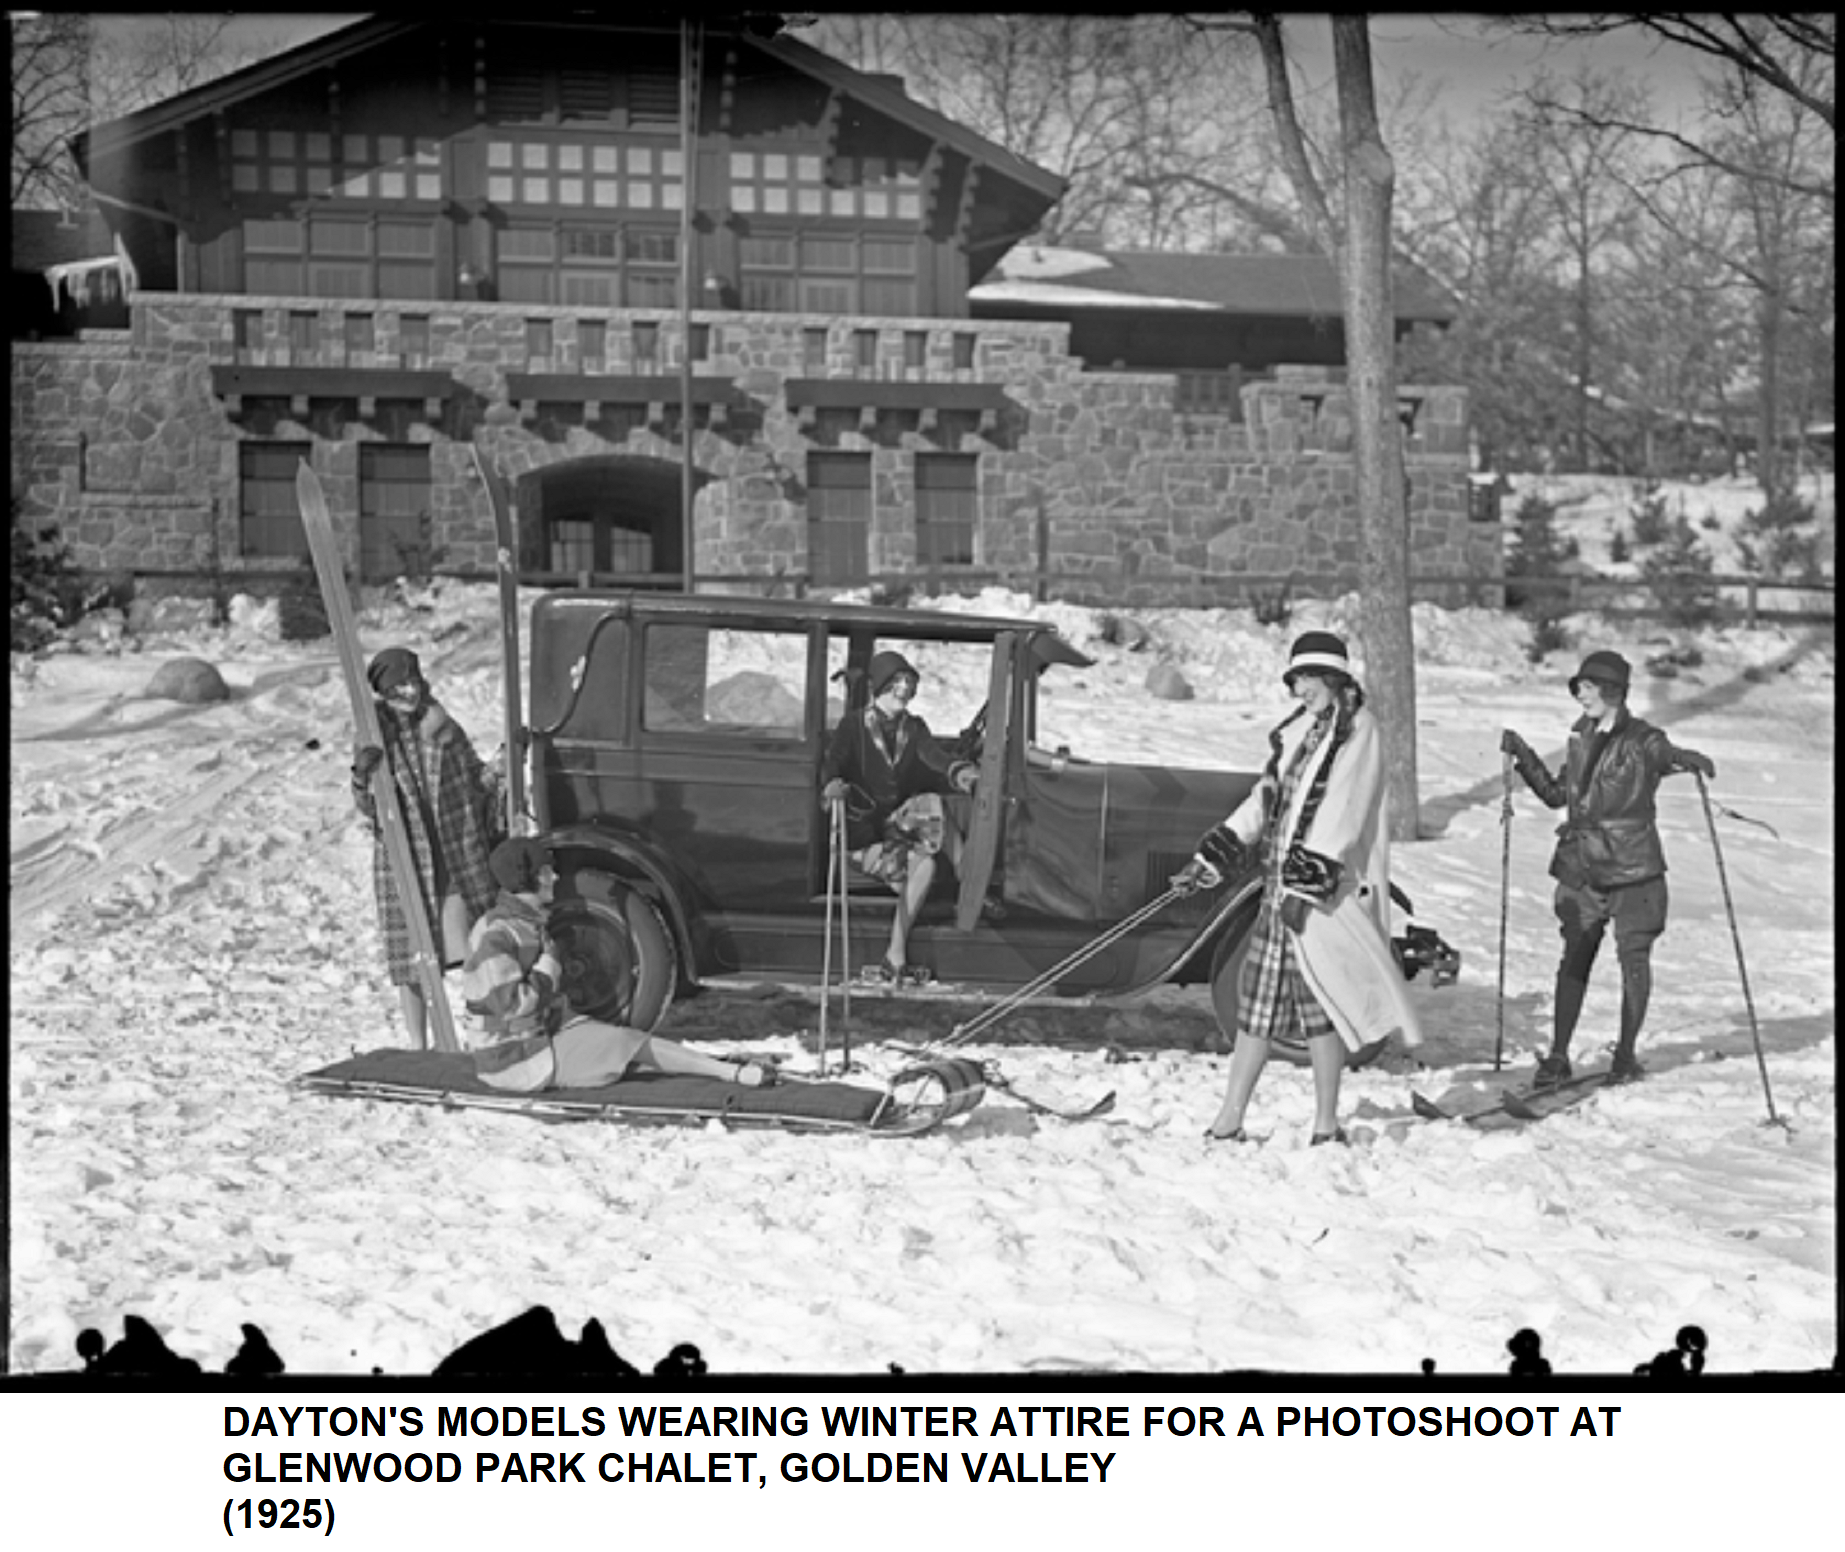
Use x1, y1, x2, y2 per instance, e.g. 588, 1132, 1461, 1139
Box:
1281, 844, 1342, 900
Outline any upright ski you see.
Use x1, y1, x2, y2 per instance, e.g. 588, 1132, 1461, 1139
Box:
296, 462, 460, 1054
472, 445, 526, 834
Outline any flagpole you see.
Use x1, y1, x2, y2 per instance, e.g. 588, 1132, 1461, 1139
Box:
678, 18, 699, 594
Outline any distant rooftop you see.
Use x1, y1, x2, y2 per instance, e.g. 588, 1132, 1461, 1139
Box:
970, 243, 1457, 323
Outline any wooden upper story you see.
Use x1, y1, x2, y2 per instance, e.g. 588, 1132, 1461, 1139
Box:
74, 18, 1063, 320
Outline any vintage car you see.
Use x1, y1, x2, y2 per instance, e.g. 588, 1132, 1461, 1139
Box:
524, 590, 1456, 1061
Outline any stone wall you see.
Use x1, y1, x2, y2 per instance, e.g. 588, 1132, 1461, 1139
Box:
11, 294, 1490, 606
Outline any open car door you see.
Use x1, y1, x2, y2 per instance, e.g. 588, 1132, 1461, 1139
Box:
955, 632, 1014, 931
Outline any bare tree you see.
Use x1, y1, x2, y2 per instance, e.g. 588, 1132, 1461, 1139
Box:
12, 13, 277, 209
12, 13, 94, 207
807, 14, 1262, 246
1234, 13, 1420, 838
1496, 13, 1834, 134
1516, 67, 1651, 471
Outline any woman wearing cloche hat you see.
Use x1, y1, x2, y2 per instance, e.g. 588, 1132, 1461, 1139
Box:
1500, 648, 1715, 1088
1175, 630, 1423, 1147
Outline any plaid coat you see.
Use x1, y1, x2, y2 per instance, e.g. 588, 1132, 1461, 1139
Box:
353, 700, 503, 985
1223, 697, 1422, 1055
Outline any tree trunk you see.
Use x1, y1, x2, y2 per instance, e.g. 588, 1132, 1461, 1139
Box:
1331, 18, 1420, 840
1756, 283, 1787, 499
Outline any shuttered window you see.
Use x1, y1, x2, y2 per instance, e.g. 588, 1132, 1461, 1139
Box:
915, 454, 978, 567
239, 442, 312, 558
807, 452, 871, 586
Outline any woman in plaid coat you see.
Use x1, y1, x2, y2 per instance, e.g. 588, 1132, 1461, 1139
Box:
1177, 632, 1422, 1146
350, 646, 504, 1048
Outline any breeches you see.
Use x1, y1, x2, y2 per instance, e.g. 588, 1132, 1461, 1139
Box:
1554, 875, 1668, 976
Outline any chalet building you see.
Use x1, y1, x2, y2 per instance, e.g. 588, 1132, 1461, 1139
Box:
11, 17, 1487, 606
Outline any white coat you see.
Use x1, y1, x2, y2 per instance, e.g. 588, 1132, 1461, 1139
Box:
1223, 701, 1423, 1055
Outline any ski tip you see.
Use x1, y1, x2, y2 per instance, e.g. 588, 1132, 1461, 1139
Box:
1410, 1091, 1449, 1121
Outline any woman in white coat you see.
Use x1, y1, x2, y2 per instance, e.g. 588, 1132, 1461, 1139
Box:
1175, 631, 1422, 1145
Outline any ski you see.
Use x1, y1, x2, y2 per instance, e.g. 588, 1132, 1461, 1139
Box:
472, 445, 526, 833
296, 462, 460, 1055
1412, 1068, 1615, 1125
982, 1069, 1117, 1123
887, 1044, 1115, 1123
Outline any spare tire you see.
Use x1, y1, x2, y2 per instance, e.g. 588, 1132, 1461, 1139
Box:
548, 869, 677, 1031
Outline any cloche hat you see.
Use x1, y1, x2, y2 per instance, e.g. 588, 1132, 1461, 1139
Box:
1568, 650, 1631, 696
1283, 631, 1356, 687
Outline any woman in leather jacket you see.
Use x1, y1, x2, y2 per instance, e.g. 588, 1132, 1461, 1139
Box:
1501, 649, 1715, 1087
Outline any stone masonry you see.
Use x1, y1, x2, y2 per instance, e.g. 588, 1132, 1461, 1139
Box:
11, 294, 1488, 606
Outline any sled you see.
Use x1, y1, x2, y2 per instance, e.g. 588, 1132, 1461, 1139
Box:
295, 1047, 984, 1138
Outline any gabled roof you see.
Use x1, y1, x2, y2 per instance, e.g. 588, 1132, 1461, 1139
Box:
11, 207, 117, 272
971, 244, 1458, 323
74, 17, 1064, 211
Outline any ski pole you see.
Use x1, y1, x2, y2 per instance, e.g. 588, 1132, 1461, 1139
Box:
1494, 750, 1514, 1071
1693, 769, 1785, 1133
819, 795, 839, 1077
837, 795, 852, 1071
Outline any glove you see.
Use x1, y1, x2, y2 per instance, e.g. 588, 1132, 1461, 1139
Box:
1171, 856, 1222, 896
1279, 894, 1310, 933
1675, 749, 1716, 779
952, 763, 979, 794
351, 744, 384, 784
1499, 729, 1530, 759
820, 777, 849, 807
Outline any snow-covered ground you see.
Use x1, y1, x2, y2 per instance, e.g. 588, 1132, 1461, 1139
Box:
8, 477, 1834, 1377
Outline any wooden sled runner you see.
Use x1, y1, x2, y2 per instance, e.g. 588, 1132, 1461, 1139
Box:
296, 1047, 985, 1138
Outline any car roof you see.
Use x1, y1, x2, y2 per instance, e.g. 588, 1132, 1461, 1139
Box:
538, 588, 1052, 643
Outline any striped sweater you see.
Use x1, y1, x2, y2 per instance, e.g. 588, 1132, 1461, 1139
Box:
460, 894, 564, 1044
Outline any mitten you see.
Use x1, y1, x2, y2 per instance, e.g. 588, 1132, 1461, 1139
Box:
1171, 857, 1221, 895
351, 744, 385, 784
1281, 844, 1342, 900
1674, 748, 1716, 779
820, 777, 849, 808
1279, 894, 1309, 933
1499, 729, 1530, 759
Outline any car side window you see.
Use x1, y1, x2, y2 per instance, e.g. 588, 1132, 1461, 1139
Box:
641, 623, 807, 740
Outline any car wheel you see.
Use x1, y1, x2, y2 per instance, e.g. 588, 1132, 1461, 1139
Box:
548, 871, 677, 1031
1208, 910, 1386, 1070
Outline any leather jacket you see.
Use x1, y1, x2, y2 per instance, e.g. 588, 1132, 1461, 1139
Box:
1512, 707, 1691, 889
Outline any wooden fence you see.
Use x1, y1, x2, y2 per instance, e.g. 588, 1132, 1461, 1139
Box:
74, 563, 1836, 627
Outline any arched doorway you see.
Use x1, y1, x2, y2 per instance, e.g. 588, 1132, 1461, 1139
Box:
516, 454, 700, 584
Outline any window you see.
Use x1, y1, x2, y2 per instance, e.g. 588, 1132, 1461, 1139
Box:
579, 319, 606, 369
358, 444, 432, 583
853, 330, 878, 375
234, 309, 265, 361
903, 331, 928, 371
642, 624, 807, 739
245, 215, 436, 300
398, 314, 430, 365
806, 452, 871, 586
244, 219, 304, 294
689, 323, 711, 363
231, 128, 442, 203
952, 332, 976, 371
632, 321, 660, 368
487, 136, 680, 210
726, 150, 919, 222
289, 311, 319, 358
802, 327, 828, 374
526, 319, 553, 363
548, 513, 653, 578
239, 442, 311, 558
915, 454, 978, 567
498, 223, 675, 307
344, 313, 375, 358
551, 518, 596, 575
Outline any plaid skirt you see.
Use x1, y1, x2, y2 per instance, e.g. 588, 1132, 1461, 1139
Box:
1236, 897, 1337, 1045
852, 792, 947, 890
